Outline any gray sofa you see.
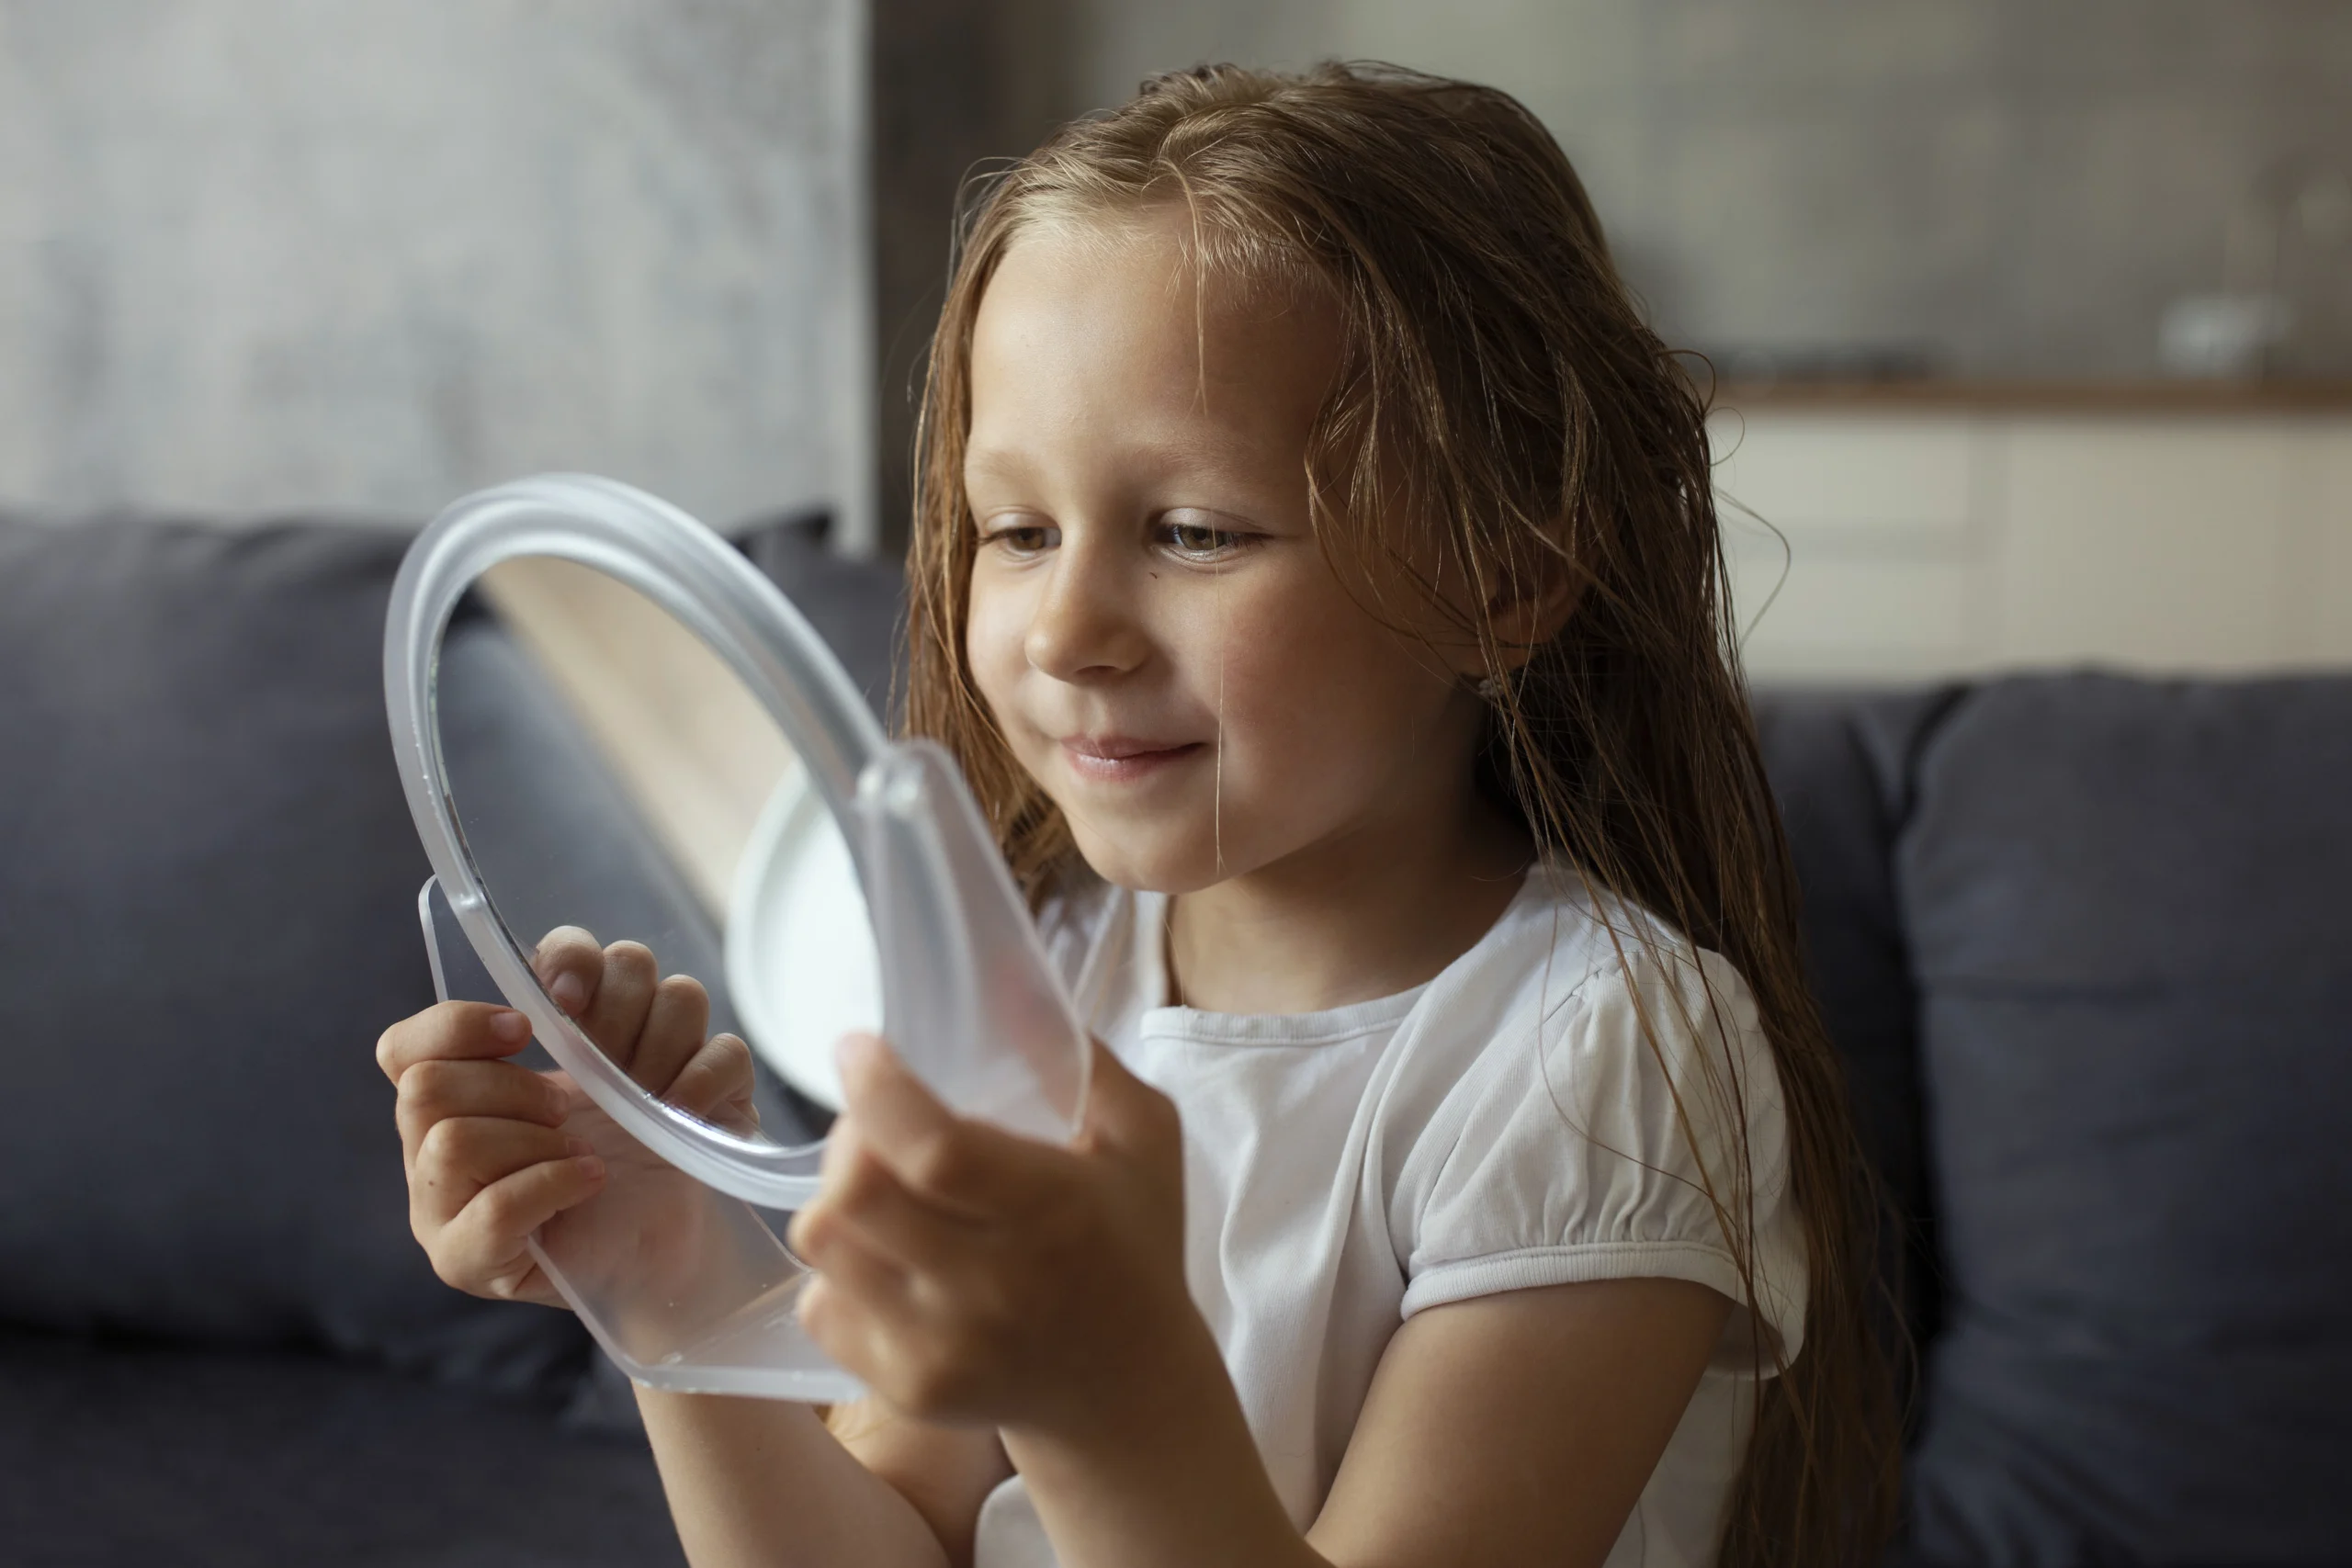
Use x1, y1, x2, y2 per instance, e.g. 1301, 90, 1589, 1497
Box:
1, 515, 2346, 1566
1755, 682, 2352, 1565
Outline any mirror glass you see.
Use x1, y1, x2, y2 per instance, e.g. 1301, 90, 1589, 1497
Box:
434, 553, 879, 1147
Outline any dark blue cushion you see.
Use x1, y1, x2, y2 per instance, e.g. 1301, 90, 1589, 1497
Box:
0, 517, 592, 1393
1895, 672, 2352, 1565
736, 508, 905, 723
0, 1326, 681, 1567
1753, 686, 1963, 1405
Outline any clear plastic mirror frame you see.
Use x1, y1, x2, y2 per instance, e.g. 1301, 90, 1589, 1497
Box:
385, 474, 1090, 1213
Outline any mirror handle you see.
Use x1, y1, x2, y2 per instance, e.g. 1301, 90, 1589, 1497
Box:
856, 740, 1092, 1142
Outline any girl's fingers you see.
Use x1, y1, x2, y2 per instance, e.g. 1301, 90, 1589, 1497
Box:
792, 1210, 918, 1367
529, 926, 608, 1018
834, 1033, 1055, 1215
817, 1109, 866, 1183
798, 1134, 971, 1273
431, 1153, 606, 1297
531, 930, 663, 1073
1075, 1037, 1182, 1162
664, 1032, 760, 1128
376, 1001, 534, 1084
791, 1200, 914, 1301
412, 1116, 582, 1229
630, 973, 713, 1096
577, 941, 662, 1066
393, 1057, 571, 1166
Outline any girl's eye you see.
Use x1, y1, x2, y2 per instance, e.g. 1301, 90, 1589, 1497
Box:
1159, 514, 1249, 560
980, 520, 1058, 557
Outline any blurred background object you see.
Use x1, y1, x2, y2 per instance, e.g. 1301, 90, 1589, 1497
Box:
4, 0, 2346, 674
0, 0, 874, 547
870, 0, 2352, 677
971, 0, 2352, 384
2157, 156, 2352, 379
870, 0, 2352, 680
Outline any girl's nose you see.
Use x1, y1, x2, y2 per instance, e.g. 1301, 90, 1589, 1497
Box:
1024, 536, 1148, 682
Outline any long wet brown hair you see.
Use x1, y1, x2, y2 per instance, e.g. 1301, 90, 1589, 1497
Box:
901, 61, 1897, 1567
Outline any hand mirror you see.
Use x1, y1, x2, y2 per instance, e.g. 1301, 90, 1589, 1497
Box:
385, 474, 1090, 1400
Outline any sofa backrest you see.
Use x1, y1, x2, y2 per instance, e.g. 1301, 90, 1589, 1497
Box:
0, 517, 588, 1393
0, 512, 896, 1404
1752, 688, 1961, 1393
1760, 674, 2352, 1565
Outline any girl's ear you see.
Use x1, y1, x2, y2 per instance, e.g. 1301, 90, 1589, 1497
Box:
1448, 552, 1582, 681
1411, 533, 1584, 682
1490, 555, 1584, 661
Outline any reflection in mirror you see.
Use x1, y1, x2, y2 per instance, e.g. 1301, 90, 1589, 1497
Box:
434, 555, 880, 1154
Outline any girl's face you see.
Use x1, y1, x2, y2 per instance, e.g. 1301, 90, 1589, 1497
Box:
962, 210, 1490, 896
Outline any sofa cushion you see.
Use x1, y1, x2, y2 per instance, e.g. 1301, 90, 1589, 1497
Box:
1752, 687, 1962, 1397
1895, 672, 2352, 1564
0, 517, 590, 1393
736, 507, 905, 723
0, 1326, 683, 1567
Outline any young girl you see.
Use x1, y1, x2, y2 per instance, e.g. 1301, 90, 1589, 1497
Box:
379, 62, 1894, 1568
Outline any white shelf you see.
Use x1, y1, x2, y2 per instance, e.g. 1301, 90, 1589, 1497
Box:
1708, 408, 2352, 682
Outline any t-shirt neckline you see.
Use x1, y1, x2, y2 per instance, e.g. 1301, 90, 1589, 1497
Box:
1128, 864, 1555, 1048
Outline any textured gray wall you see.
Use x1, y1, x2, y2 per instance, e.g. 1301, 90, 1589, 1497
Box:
1059, 0, 2352, 378
0, 0, 872, 543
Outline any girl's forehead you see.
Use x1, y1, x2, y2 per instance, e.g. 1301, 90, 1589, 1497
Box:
982, 212, 1335, 356
999, 203, 1318, 304
968, 214, 1341, 451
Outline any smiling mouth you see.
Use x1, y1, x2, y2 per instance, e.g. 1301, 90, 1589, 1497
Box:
1058, 737, 1207, 781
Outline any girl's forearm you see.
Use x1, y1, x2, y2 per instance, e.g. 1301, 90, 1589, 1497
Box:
636, 1388, 952, 1568
1000, 1313, 1330, 1568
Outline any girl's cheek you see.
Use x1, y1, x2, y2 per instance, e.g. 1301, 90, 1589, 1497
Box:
1199, 609, 1351, 786
1217, 589, 1454, 780
1211, 577, 1369, 712
964, 582, 1032, 716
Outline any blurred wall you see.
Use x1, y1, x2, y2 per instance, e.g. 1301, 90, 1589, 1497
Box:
1054, 0, 2352, 379
0, 0, 874, 546
871, 0, 1064, 553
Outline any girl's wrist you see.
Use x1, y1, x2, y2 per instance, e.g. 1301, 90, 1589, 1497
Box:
1008, 1287, 1226, 1456
1001, 1304, 1312, 1568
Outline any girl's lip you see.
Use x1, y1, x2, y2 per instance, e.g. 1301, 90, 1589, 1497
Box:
1058, 737, 1205, 780
1063, 735, 1195, 760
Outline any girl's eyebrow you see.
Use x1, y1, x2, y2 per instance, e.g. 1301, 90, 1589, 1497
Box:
962, 445, 1034, 479
966, 431, 1277, 481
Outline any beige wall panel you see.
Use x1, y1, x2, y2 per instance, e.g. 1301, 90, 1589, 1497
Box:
1730, 547, 1978, 682
1709, 412, 1977, 535
2300, 428, 2352, 666
1994, 423, 2297, 672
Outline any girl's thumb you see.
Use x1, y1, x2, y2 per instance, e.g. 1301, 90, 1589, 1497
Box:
1079, 1037, 1182, 1156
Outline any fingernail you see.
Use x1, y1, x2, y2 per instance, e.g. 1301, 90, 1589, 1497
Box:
565, 1135, 594, 1158
490, 1010, 531, 1043
574, 1154, 605, 1180
549, 972, 588, 1014
833, 1032, 876, 1077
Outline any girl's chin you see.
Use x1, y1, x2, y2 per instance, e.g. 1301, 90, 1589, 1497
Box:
1065, 826, 1242, 897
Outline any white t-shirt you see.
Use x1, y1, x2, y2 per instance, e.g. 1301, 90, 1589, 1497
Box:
974, 865, 1805, 1568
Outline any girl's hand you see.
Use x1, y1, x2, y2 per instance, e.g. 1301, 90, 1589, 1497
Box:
524, 928, 762, 1133
376, 927, 755, 1305
377, 997, 593, 1306
787, 1033, 1194, 1436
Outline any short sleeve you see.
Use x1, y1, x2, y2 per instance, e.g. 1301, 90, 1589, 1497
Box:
1394, 943, 1807, 1374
